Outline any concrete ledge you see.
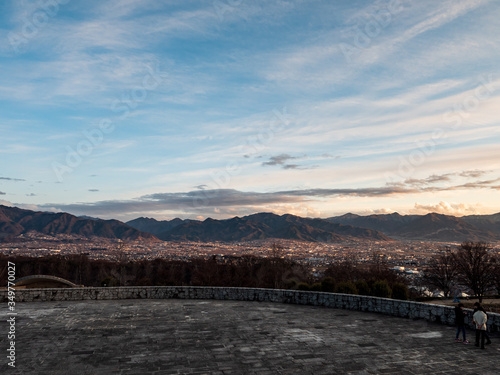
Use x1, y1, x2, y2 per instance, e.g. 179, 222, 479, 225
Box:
2, 286, 499, 332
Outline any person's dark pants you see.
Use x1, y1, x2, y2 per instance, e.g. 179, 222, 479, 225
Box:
484, 331, 491, 344
476, 330, 486, 348
456, 325, 466, 340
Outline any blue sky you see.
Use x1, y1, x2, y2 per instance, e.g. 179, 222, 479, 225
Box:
1, 0, 500, 221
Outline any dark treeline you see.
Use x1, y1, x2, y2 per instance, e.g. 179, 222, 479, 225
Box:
0, 253, 312, 289
0, 250, 412, 300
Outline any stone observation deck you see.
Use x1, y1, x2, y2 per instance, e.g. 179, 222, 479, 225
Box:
1, 287, 499, 374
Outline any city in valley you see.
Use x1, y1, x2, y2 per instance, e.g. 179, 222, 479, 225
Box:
2, 231, 499, 276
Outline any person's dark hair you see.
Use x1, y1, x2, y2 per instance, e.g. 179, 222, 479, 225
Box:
458, 303, 464, 308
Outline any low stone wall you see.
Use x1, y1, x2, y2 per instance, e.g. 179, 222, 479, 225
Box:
1, 286, 498, 332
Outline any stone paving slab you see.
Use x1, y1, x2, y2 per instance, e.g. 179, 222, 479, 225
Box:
0, 299, 498, 374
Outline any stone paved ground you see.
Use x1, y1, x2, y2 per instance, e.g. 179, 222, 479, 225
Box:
0, 299, 498, 374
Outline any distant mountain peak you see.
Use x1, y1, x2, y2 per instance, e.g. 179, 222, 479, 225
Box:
338, 213, 361, 219
0, 205, 157, 241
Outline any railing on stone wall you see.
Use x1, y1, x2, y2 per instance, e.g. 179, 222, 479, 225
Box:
1, 286, 498, 333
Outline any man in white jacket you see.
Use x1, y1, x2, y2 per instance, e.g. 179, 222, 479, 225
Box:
473, 305, 488, 349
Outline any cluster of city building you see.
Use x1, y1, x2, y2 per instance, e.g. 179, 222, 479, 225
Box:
3, 231, 493, 278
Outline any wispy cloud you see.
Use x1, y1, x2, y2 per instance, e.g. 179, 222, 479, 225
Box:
404, 175, 453, 187
454, 178, 500, 190
262, 154, 297, 167
261, 154, 312, 170
0, 177, 25, 182
402, 170, 490, 187
459, 170, 489, 178
389, 0, 490, 51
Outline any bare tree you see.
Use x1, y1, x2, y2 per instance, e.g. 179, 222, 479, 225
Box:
493, 256, 500, 295
368, 250, 389, 278
324, 257, 359, 283
269, 242, 287, 289
453, 242, 496, 302
422, 249, 457, 298
115, 241, 129, 286
270, 242, 285, 259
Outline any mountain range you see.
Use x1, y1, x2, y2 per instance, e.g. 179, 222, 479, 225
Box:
127, 211, 500, 243
127, 213, 390, 242
2, 204, 500, 243
326, 212, 500, 242
0, 205, 156, 242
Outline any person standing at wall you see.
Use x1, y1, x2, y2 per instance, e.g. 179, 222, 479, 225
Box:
472, 303, 488, 349
475, 302, 492, 346
454, 303, 469, 343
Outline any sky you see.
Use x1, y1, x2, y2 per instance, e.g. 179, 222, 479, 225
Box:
1, 0, 500, 222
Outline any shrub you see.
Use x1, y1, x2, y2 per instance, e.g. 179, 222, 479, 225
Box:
335, 281, 358, 295
100, 276, 118, 287
284, 279, 298, 289
321, 277, 336, 293
310, 282, 322, 291
392, 283, 409, 300
372, 280, 392, 298
355, 280, 371, 296
297, 282, 311, 291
